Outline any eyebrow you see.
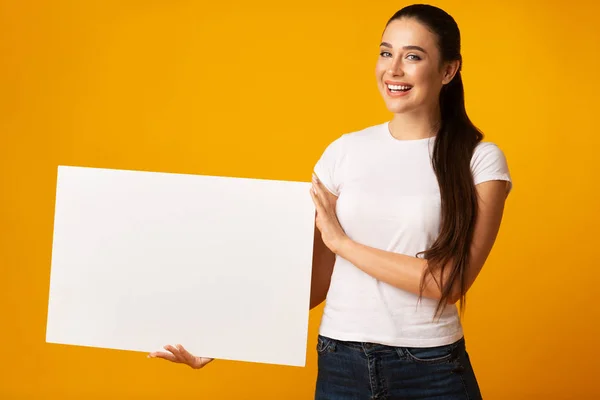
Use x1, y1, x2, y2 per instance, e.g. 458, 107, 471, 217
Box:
380, 42, 427, 53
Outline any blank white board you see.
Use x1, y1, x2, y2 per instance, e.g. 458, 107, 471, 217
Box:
46, 166, 315, 367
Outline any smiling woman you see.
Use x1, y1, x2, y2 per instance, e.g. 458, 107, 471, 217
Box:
312, 5, 511, 400
150, 4, 511, 399
308, 4, 511, 399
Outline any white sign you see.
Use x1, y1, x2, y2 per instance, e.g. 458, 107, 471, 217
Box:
46, 166, 315, 367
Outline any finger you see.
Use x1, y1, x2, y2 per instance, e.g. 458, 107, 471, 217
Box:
310, 185, 325, 214
310, 176, 324, 203
311, 186, 331, 222
312, 175, 330, 208
164, 345, 185, 362
148, 351, 179, 363
311, 174, 322, 193
177, 344, 212, 369
175, 344, 205, 369
312, 173, 327, 190
310, 192, 326, 235
176, 344, 195, 364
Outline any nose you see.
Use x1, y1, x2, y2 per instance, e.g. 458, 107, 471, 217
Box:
387, 57, 404, 76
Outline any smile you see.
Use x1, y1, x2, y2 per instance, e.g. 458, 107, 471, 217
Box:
385, 82, 413, 97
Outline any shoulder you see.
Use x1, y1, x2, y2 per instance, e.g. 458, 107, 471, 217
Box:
345, 122, 387, 141
471, 141, 509, 167
323, 122, 387, 151
473, 141, 505, 154
470, 140, 512, 192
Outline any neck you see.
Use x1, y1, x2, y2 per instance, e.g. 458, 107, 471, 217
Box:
388, 106, 441, 141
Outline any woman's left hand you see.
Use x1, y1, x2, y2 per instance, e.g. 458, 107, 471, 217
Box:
310, 174, 350, 254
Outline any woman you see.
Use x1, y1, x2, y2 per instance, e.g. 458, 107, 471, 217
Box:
149, 4, 512, 399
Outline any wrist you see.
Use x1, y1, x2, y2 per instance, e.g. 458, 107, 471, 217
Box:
334, 235, 354, 257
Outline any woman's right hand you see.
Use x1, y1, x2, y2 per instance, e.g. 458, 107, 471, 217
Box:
148, 344, 214, 369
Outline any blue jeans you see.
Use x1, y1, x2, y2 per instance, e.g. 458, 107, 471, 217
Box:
315, 335, 482, 399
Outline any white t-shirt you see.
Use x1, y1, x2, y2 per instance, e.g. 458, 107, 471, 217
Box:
313, 121, 512, 348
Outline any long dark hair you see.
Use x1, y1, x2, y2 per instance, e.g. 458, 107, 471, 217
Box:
386, 4, 483, 317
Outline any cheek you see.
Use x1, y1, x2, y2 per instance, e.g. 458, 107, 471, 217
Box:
407, 65, 431, 83
413, 68, 443, 93
374, 62, 387, 79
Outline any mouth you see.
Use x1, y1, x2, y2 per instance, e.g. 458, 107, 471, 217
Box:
385, 81, 413, 97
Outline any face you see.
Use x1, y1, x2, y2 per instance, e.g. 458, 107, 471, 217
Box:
375, 17, 458, 115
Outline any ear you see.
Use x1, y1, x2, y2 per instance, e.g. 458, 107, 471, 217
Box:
441, 59, 461, 85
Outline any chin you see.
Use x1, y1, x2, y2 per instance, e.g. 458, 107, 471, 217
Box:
384, 101, 416, 114
379, 90, 417, 114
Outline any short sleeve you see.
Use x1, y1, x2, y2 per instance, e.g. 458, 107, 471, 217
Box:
313, 134, 347, 196
471, 142, 513, 194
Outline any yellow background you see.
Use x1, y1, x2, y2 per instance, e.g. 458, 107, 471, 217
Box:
1, 0, 598, 398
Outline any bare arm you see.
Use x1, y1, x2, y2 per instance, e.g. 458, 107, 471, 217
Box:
309, 190, 337, 309
334, 180, 508, 303
312, 176, 509, 304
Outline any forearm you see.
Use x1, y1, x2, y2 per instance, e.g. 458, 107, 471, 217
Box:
336, 238, 451, 302
309, 227, 336, 310
310, 176, 507, 307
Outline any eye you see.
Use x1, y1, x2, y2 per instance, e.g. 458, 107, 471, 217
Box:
406, 54, 421, 61
379, 51, 392, 58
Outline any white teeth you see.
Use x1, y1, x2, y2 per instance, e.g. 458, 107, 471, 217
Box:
387, 84, 411, 91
